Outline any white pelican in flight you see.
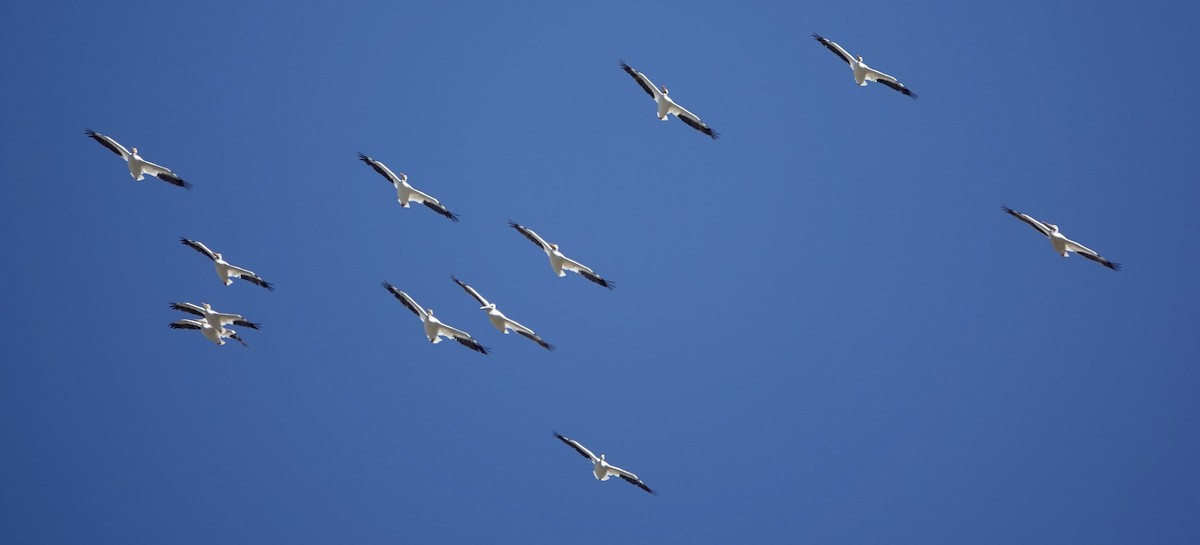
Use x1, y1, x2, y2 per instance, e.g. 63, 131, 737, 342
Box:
381, 281, 489, 354
812, 34, 918, 99
508, 221, 614, 289
85, 129, 193, 189
170, 302, 262, 332
181, 238, 275, 290
1002, 206, 1121, 271
169, 318, 247, 347
553, 432, 657, 495
619, 61, 719, 139
357, 153, 460, 222
451, 276, 554, 350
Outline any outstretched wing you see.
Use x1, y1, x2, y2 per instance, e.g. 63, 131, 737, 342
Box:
813, 33, 854, 65
1066, 240, 1121, 271
168, 319, 203, 331
140, 160, 193, 189
85, 129, 131, 159
616, 470, 658, 496
422, 200, 461, 222
453, 335, 490, 355
451, 276, 491, 307
516, 329, 555, 351
870, 72, 918, 99
1002, 206, 1053, 237
231, 319, 262, 330
170, 302, 206, 317
509, 221, 553, 252
560, 256, 614, 289
358, 153, 404, 185
382, 281, 426, 320
553, 432, 599, 462
228, 265, 274, 291
620, 61, 661, 99
180, 238, 218, 261
674, 106, 719, 139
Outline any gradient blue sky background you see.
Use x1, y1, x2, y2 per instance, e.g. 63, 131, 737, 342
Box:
3, 1, 1199, 543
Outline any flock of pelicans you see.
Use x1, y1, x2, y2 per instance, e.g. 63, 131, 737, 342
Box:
82, 34, 1120, 497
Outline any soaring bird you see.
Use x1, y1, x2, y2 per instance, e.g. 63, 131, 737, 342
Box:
180, 238, 275, 290
451, 276, 554, 350
1002, 206, 1121, 270
553, 432, 657, 495
508, 221, 614, 289
812, 34, 917, 99
381, 281, 489, 354
170, 302, 262, 332
357, 153, 460, 221
169, 318, 247, 347
620, 61, 719, 139
85, 129, 192, 189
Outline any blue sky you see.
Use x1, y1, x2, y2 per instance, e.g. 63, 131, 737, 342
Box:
3, 0, 1200, 543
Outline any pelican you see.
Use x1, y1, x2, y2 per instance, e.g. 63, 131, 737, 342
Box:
357, 153, 460, 222
451, 276, 554, 350
553, 432, 656, 495
85, 129, 193, 189
1002, 206, 1121, 270
812, 34, 917, 99
508, 221, 614, 289
169, 318, 247, 347
381, 281, 489, 354
180, 238, 275, 290
170, 302, 262, 332
619, 61, 719, 139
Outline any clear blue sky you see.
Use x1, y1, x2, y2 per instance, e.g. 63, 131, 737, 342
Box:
3, 0, 1199, 543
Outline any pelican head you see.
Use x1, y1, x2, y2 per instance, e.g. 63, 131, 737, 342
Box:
1046, 223, 1060, 233
856, 55, 863, 63
131, 147, 139, 155
550, 243, 559, 251
214, 252, 223, 260
426, 308, 434, 316
480, 303, 497, 311
398, 172, 407, 182
202, 302, 211, 310
661, 85, 669, 95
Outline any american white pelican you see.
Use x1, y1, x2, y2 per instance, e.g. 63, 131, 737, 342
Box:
553, 432, 656, 495
451, 276, 554, 350
812, 34, 918, 99
170, 302, 262, 332
1002, 206, 1121, 270
357, 153, 460, 222
381, 281, 489, 354
169, 318, 247, 347
181, 238, 276, 290
508, 221, 614, 289
85, 129, 193, 189
619, 61, 719, 139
